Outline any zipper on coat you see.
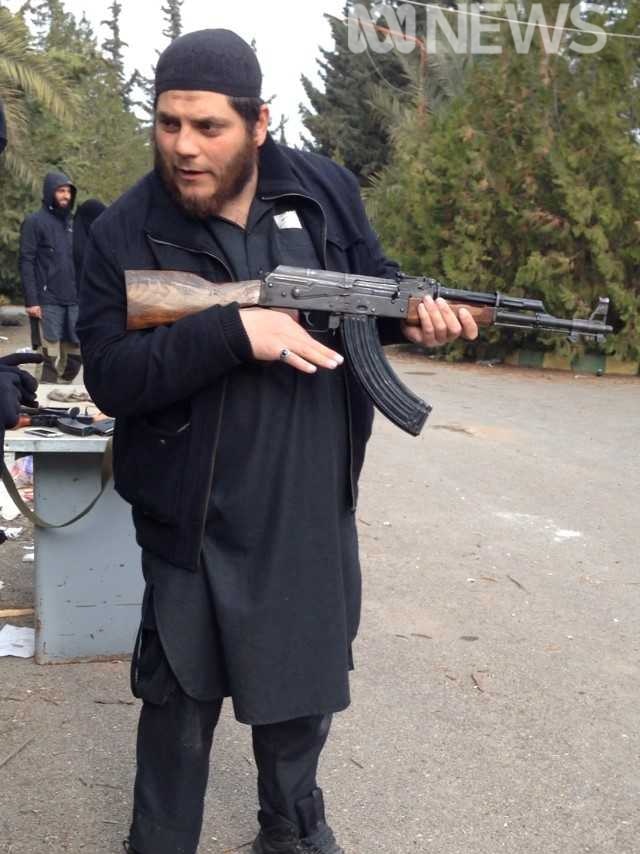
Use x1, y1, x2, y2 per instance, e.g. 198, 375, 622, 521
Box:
146, 234, 234, 281
146, 232, 235, 560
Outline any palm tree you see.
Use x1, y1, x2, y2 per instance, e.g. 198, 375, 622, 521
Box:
365, 37, 474, 131
0, 4, 75, 187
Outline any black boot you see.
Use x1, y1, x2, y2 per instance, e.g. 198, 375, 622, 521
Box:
297, 788, 343, 853
122, 840, 141, 854
251, 820, 343, 853
41, 352, 58, 384
251, 818, 305, 853
252, 789, 344, 854
302, 823, 344, 854
61, 352, 82, 382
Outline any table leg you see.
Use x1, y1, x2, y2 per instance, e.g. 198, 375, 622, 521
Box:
32, 452, 142, 663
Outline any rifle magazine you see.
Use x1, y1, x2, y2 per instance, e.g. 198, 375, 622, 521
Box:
341, 316, 431, 436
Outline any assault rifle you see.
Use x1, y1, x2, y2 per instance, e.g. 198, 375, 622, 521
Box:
16, 406, 115, 437
125, 266, 613, 436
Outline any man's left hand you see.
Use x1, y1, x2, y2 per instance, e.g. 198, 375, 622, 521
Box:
401, 296, 478, 347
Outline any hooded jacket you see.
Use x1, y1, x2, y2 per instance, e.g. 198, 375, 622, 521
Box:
19, 171, 78, 307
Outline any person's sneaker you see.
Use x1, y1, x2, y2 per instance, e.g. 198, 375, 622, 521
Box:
251, 819, 344, 854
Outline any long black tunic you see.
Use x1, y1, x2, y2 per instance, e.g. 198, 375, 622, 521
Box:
144, 196, 360, 724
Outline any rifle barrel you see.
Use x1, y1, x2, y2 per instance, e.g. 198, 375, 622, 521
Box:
428, 285, 545, 313
494, 310, 612, 337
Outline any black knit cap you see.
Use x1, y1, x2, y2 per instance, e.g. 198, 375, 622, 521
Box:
155, 29, 262, 100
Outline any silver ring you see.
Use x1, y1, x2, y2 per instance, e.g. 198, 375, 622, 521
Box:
279, 348, 290, 361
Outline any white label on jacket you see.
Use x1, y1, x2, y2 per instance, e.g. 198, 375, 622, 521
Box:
274, 210, 302, 230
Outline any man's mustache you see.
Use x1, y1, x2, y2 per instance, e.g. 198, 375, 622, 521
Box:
174, 163, 215, 177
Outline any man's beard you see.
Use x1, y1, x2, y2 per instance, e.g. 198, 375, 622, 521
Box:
52, 198, 71, 219
154, 134, 258, 220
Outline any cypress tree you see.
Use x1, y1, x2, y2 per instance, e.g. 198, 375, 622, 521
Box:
161, 0, 183, 42
368, 1, 640, 360
101, 1, 127, 78
301, 1, 464, 182
301, 1, 410, 183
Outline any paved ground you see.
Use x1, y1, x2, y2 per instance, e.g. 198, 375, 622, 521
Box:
0, 337, 638, 854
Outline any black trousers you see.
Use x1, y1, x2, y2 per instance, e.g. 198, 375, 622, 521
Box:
129, 684, 332, 854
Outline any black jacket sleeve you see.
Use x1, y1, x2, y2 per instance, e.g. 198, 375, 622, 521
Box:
18, 216, 40, 307
77, 230, 253, 418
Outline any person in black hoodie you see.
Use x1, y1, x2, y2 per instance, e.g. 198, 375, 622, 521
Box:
19, 171, 81, 383
65, 198, 107, 383
73, 198, 107, 282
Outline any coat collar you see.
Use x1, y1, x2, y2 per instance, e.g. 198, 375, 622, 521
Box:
255, 135, 310, 198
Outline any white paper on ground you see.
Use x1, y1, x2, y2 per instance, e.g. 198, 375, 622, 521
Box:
1, 527, 24, 540
0, 625, 35, 658
0, 482, 20, 521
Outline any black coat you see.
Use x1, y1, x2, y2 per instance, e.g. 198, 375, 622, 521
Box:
19, 172, 78, 307
78, 137, 401, 573
79, 137, 407, 721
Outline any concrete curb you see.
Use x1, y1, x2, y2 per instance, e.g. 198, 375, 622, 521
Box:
0, 305, 27, 327
390, 344, 640, 377
504, 349, 639, 376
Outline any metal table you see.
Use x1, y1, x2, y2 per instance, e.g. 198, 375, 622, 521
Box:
4, 432, 142, 664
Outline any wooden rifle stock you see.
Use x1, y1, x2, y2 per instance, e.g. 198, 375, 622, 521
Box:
125, 270, 262, 330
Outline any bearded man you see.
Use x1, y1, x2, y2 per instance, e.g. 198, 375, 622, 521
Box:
77, 29, 477, 854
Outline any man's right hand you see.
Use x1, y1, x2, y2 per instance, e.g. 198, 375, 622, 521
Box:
26, 306, 42, 319
239, 308, 344, 374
